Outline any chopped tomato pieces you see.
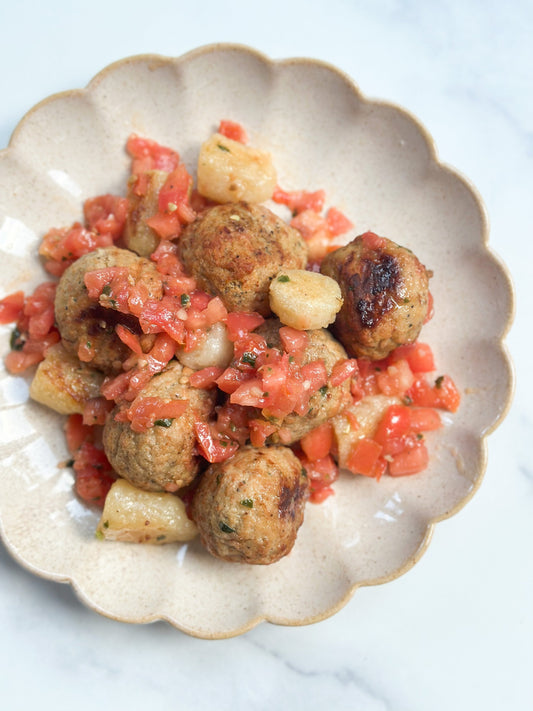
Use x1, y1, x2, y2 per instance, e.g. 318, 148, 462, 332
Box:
193, 421, 239, 463
300, 422, 334, 462
346, 438, 383, 478
387, 342, 435, 373
0, 291, 24, 324
218, 120, 248, 143
389, 441, 429, 476
406, 374, 461, 413
272, 186, 326, 214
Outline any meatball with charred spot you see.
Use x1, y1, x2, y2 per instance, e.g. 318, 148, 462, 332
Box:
254, 318, 352, 444
177, 202, 308, 316
55, 246, 163, 374
191, 445, 308, 565
103, 361, 216, 493
320, 232, 431, 360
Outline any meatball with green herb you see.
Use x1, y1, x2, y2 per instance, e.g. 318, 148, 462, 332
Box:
191, 445, 308, 565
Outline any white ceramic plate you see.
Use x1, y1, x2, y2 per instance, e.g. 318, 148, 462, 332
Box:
0, 44, 514, 639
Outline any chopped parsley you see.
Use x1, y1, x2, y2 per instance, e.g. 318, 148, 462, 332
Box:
241, 352, 257, 366
217, 143, 230, 152
180, 293, 191, 307
435, 376, 444, 388
277, 274, 290, 283
240, 498, 254, 508
219, 521, 236, 534
154, 418, 173, 428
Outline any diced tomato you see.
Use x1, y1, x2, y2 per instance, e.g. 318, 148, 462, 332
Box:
325, 207, 353, 237
83, 194, 128, 239
409, 407, 442, 432
406, 374, 461, 413
298, 452, 339, 503
73, 441, 115, 507
145, 211, 182, 239
189, 366, 225, 389
0, 291, 24, 324
115, 324, 143, 354
279, 326, 309, 358
346, 438, 383, 478
216, 366, 252, 394
126, 134, 180, 177
389, 441, 429, 476
248, 418, 277, 447
230, 377, 266, 408
376, 359, 415, 396
300, 422, 334, 462
82, 397, 114, 426
374, 405, 412, 446
225, 312, 264, 341
193, 421, 239, 463
65, 414, 93, 455
387, 342, 435, 373
218, 120, 248, 144
272, 186, 326, 214
122, 396, 189, 433
424, 291, 434, 323
329, 358, 359, 387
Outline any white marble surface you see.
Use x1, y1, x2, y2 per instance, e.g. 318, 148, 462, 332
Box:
0, 1, 530, 709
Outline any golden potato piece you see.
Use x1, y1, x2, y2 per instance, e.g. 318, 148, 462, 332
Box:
96, 479, 198, 544
29, 342, 104, 414
197, 133, 277, 203
269, 269, 343, 330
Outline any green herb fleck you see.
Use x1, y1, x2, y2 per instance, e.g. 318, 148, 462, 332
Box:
277, 274, 290, 283
240, 498, 254, 508
217, 143, 230, 152
95, 529, 104, 540
65, 458, 75, 468
10, 327, 24, 351
435, 376, 444, 389
416, 433, 424, 440
241, 352, 257, 367
156, 534, 167, 541
219, 521, 236, 534
103, 520, 109, 529
102, 284, 112, 296
180, 293, 191, 307
319, 385, 328, 396
154, 418, 173, 428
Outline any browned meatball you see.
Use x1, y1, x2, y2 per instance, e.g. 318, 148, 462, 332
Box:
254, 319, 351, 443
321, 232, 431, 360
191, 445, 308, 564
103, 361, 215, 492
177, 202, 308, 315
55, 246, 163, 373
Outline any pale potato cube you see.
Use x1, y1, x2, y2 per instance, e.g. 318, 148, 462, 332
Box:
176, 321, 234, 371
96, 479, 198, 544
30, 342, 104, 414
197, 133, 277, 203
332, 394, 400, 470
269, 269, 343, 330
123, 170, 168, 256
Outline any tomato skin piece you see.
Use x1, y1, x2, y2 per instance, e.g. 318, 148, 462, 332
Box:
329, 358, 359, 387
189, 366, 225, 389
300, 422, 334, 462
272, 186, 326, 214
376, 359, 415, 397
325, 207, 353, 237
346, 438, 383, 477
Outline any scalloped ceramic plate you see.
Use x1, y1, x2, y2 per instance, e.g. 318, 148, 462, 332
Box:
0, 45, 514, 638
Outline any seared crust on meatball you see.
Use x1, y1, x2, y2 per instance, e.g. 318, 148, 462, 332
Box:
55, 246, 163, 373
255, 319, 351, 443
103, 361, 215, 492
321, 232, 431, 360
177, 202, 308, 315
191, 445, 308, 564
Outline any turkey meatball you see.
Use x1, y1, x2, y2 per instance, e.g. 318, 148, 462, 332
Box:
254, 319, 351, 443
191, 445, 308, 564
320, 232, 431, 360
103, 361, 215, 492
54, 246, 163, 373
177, 201, 308, 316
